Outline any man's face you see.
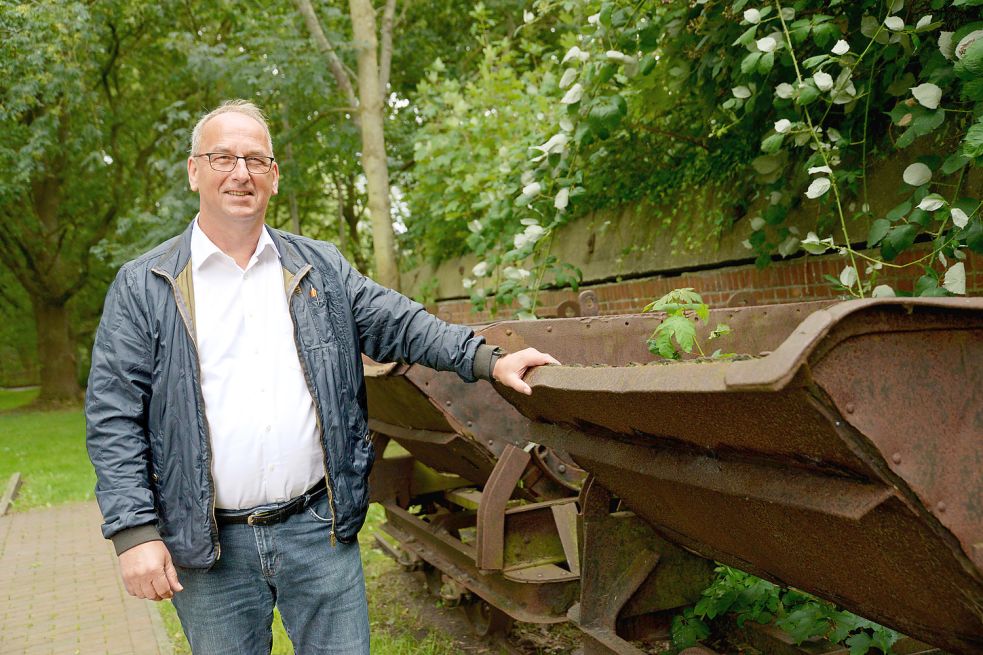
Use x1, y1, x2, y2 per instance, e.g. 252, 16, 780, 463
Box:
188, 112, 279, 225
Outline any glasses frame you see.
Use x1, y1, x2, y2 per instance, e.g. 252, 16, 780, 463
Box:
194, 152, 276, 174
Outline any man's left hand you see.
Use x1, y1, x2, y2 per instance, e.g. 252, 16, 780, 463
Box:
492, 347, 561, 395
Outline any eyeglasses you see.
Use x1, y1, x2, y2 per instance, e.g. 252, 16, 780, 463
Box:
194, 153, 275, 174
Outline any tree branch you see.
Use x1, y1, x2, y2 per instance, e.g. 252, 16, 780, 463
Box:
379, 0, 397, 92
293, 0, 360, 116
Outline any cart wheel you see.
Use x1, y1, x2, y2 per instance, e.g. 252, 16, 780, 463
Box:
463, 597, 514, 637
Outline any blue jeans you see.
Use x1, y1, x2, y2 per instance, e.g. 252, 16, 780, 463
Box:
171, 494, 370, 654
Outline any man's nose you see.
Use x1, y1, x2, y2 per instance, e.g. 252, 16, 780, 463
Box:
230, 157, 250, 178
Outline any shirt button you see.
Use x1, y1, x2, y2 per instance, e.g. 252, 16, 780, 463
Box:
265, 425, 272, 432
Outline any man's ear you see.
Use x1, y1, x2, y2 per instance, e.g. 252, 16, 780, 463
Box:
272, 162, 279, 195
188, 157, 199, 192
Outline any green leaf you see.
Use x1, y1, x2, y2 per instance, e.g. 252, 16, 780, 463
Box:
741, 52, 763, 74
587, 95, 627, 139
733, 25, 758, 47
867, 219, 891, 247
954, 37, 983, 79
941, 153, 970, 175
886, 200, 912, 222
797, 82, 821, 105
963, 119, 983, 159
599, 2, 614, 27
847, 632, 873, 655
639, 54, 657, 76
881, 224, 919, 261
777, 603, 828, 643
896, 108, 945, 148
915, 274, 939, 296
811, 21, 839, 48
871, 628, 901, 652
802, 54, 829, 69
662, 314, 697, 355
908, 208, 931, 227
757, 52, 775, 74
962, 77, 983, 102
761, 133, 784, 153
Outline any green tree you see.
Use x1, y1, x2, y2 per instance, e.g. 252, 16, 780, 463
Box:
0, 1, 210, 402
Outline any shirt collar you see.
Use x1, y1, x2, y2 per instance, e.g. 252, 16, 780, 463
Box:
191, 215, 280, 273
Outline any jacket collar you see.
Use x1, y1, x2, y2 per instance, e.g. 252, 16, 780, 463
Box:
155, 218, 309, 278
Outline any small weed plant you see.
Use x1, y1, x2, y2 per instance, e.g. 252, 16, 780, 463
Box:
643, 289, 732, 360
672, 565, 901, 654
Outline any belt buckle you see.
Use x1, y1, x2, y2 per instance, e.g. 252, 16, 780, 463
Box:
247, 510, 275, 526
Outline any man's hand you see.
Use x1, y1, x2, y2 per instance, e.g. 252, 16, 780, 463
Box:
492, 347, 561, 395
118, 540, 184, 601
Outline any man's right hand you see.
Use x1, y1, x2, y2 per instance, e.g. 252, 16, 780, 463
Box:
118, 540, 184, 601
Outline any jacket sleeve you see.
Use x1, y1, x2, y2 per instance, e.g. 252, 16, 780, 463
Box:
85, 265, 161, 553
333, 247, 496, 382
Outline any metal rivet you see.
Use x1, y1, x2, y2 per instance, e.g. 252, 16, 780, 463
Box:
937, 501, 946, 513
467, 421, 473, 428
892, 453, 902, 465
846, 403, 855, 414
546, 326, 552, 332
505, 329, 513, 336
488, 440, 494, 446
557, 464, 566, 473
445, 400, 452, 407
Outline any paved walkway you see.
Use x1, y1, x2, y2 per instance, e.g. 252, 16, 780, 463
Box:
0, 501, 171, 655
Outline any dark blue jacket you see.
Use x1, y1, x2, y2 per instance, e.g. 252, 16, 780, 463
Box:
85, 221, 492, 568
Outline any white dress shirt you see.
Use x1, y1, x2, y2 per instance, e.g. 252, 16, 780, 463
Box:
191, 219, 324, 510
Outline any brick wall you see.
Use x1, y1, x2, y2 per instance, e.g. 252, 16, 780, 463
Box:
427, 246, 981, 324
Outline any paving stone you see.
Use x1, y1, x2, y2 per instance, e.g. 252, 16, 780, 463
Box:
0, 501, 167, 654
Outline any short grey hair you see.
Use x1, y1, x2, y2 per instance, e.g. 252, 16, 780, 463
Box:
190, 100, 274, 156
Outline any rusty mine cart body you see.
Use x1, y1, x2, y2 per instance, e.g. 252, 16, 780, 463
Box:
364, 297, 982, 655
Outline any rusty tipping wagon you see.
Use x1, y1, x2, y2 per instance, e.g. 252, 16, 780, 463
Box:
364, 297, 982, 654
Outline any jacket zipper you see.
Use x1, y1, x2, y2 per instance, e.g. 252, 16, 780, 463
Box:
151, 267, 222, 562
287, 265, 338, 546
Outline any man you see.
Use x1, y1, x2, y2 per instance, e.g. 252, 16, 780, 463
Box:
85, 99, 558, 654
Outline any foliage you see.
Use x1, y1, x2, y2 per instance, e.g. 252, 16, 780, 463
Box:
402, 0, 981, 316
672, 565, 902, 654
643, 288, 731, 359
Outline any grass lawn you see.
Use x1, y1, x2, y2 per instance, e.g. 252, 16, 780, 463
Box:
0, 388, 94, 510
1, 389, 465, 654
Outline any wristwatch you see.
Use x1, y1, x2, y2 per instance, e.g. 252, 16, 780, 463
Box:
489, 346, 506, 378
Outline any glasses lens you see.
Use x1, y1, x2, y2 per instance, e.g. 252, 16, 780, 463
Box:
245, 157, 273, 174
204, 154, 272, 173
208, 154, 237, 172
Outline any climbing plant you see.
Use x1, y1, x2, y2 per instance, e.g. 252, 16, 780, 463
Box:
404, 0, 982, 315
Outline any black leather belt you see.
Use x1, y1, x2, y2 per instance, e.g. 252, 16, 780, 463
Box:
215, 479, 328, 526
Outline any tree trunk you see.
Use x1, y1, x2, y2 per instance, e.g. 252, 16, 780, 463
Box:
349, 0, 399, 291
33, 299, 81, 403
282, 111, 302, 235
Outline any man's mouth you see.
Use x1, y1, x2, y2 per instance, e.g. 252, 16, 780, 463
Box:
224, 190, 252, 197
